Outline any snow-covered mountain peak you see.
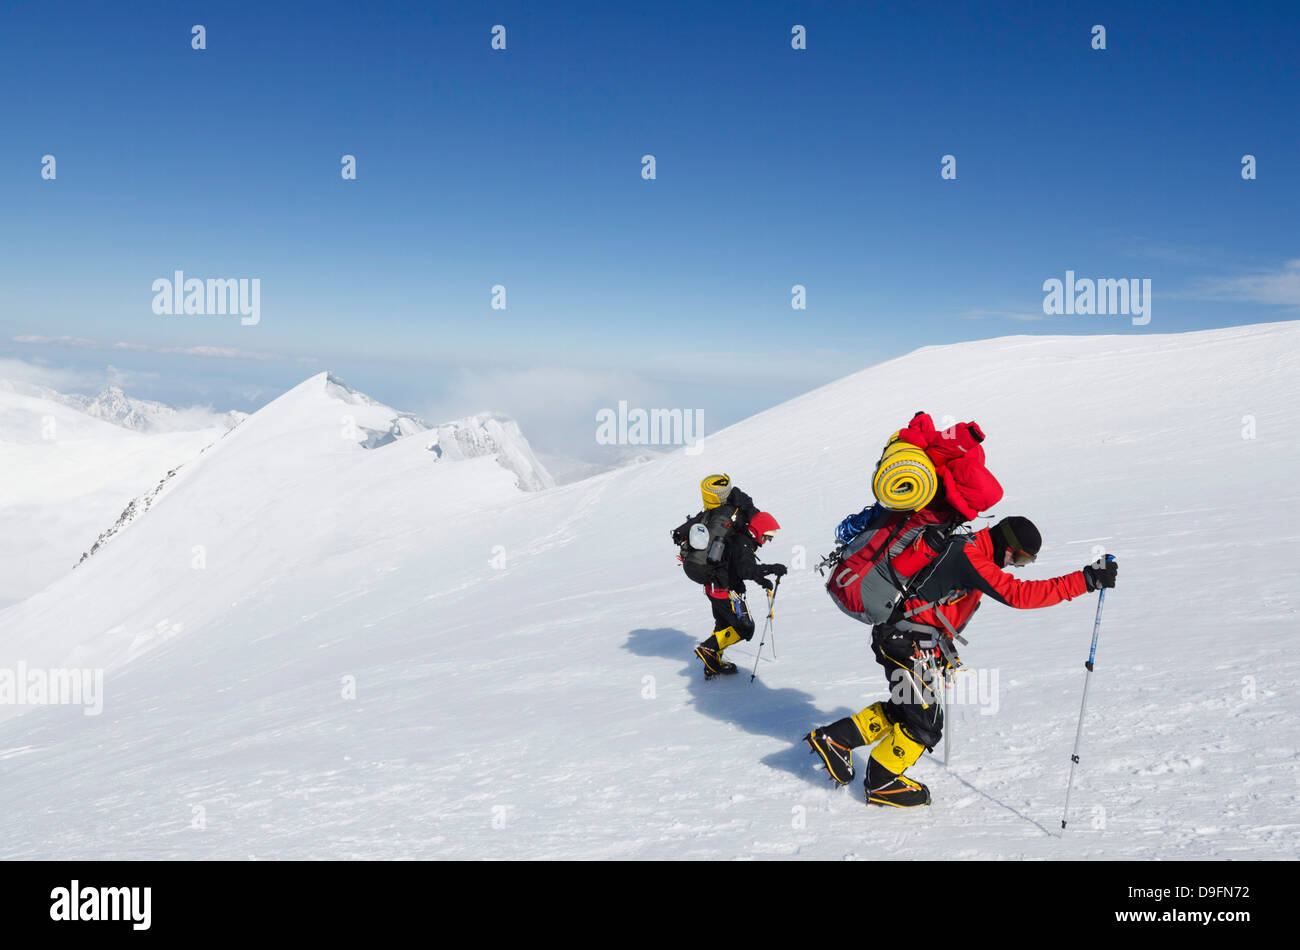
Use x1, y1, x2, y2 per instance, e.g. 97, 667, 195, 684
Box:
66, 373, 555, 572
254, 372, 554, 491
321, 371, 385, 407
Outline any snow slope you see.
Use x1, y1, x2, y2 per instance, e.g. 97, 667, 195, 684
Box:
0, 389, 227, 608
0, 325, 1296, 860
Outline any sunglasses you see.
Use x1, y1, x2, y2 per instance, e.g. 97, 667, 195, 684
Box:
999, 522, 1037, 565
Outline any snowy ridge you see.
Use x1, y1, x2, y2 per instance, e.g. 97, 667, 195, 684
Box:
0, 387, 227, 606
0, 324, 1296, 860
76, 468, 183, 567
74, 445, 224, 568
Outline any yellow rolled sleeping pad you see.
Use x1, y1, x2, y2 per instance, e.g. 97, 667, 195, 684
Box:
872, 434, 938, 511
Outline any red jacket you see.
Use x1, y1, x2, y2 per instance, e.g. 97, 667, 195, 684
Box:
904, 527, 1088, 634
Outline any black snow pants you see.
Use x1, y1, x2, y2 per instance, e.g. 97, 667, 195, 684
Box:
707, 590, 756, 641
871, 624, 944, 749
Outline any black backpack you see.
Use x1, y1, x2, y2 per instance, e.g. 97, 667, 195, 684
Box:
678, 504, 740, 587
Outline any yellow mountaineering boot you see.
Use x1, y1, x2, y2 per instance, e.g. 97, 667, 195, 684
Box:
864, 724, 932, 808
695, 626, 741, 679
806, 701, 890, 786
805, 721, 861, 785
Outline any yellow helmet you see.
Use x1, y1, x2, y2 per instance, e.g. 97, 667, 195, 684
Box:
700, 473, 733, 509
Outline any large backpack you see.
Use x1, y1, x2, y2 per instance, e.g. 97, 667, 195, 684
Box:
887, 412, 1003, 520
823, 506, 953, 625
678, 504, 741, 587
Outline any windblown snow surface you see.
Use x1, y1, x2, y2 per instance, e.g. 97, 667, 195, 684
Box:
0, 326, 1296, 860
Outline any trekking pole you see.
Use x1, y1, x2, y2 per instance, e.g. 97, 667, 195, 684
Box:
920, 650, 951, 765
1061, 554, 1115, 832
749, 576, 780, 683
942, 668, 952, 766
767, 583, 778, 660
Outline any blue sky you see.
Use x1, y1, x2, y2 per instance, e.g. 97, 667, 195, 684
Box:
1, 0, 1296, 457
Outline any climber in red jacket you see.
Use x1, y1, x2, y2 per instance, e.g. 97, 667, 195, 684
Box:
807, 516, 1118, 808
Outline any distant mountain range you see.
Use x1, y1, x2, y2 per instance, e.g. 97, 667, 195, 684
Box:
0, 379, 246, 433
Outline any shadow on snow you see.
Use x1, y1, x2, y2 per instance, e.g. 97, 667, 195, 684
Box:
624, 626, 857, 787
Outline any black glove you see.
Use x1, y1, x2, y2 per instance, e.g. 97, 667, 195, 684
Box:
756, 576, 774, 591
1083, 557, 1118, 592
765, 564, 787, 578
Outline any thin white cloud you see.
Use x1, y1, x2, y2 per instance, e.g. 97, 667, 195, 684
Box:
11, 334, 98, 346
641, 347, 863, 384
1116, 238, 1214, 266
10, 334, 316, 362
0, 357, 157, 395
426, 365, 648, 423
112, 342, 291, 361
103, 364, 159, 390
1192, 259, 1300, 308
960, 308, 1046, 323
0, 357, 101, 392
166, 345, 270, 360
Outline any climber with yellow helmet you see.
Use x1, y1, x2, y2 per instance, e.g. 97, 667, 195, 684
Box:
671, 475, 787, 678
